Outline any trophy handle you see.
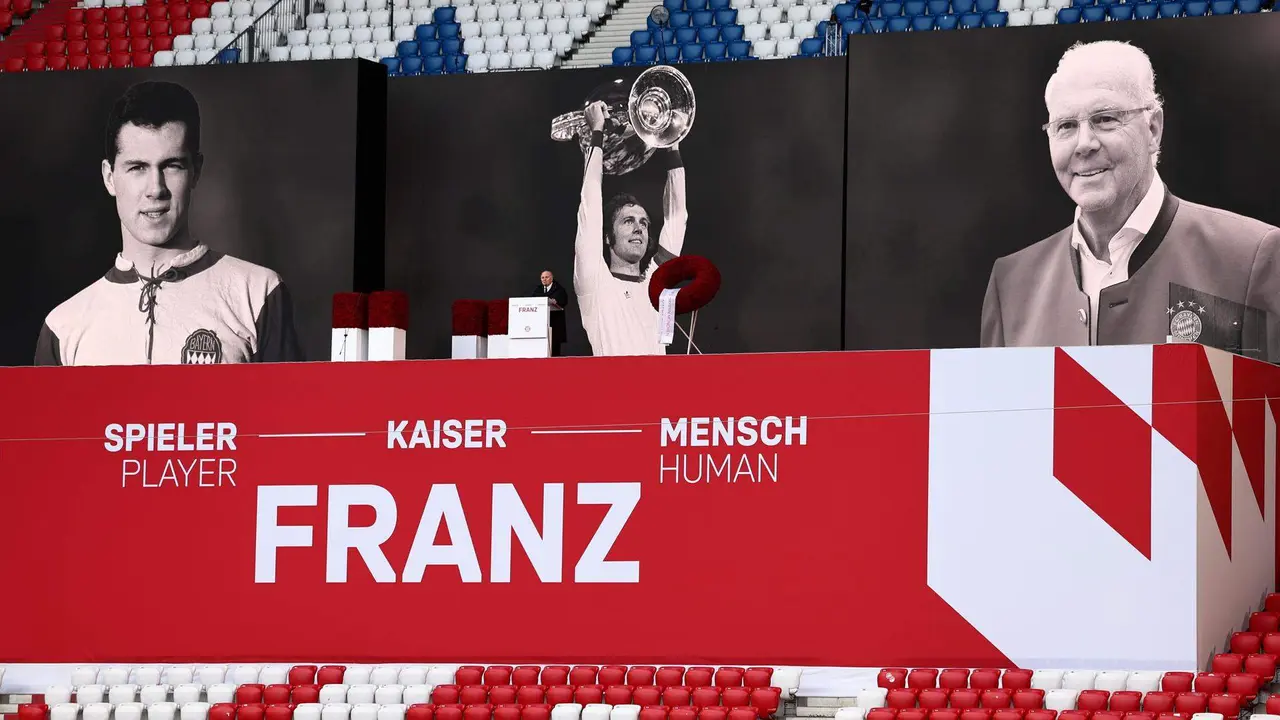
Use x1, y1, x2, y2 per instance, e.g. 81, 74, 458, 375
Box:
551, 111, 587, 142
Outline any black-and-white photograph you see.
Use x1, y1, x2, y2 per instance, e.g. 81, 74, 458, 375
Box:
0, 60, 386, 367
844, 14, 1280, 361
385, 59, 847, 361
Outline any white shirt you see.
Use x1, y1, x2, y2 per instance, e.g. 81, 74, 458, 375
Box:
1070, 172, 1165, 345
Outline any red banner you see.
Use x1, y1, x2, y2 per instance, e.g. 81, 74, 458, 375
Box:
0, 352, 1006, 666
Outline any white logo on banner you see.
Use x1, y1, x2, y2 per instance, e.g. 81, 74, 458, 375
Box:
659, 288, 680, 346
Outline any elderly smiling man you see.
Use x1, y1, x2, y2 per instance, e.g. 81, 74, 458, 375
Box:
980, 40, 1280, 360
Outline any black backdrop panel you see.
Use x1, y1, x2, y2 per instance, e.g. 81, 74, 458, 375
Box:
0, 59, 385, 366
386, 58, 847, 359
843, 14, 1280, 350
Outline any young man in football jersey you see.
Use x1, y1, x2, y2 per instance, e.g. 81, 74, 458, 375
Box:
35, 80, 302, 366
573, 100, 688, 357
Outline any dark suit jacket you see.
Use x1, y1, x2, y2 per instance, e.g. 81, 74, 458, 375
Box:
980, 190, 1280, 361
537, 281, 569, 341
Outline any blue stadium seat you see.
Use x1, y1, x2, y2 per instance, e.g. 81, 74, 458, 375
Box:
835, 2, 857, 18
958, 10, 982, 25
1209, 0, 1234, 12
1184, 0, 1208, 12
1081, 3, 1105, 16
904, 0, 926, 13
975, 0, 997, 12
714, 8, 737, 23
982, 9, 1006, 23
415, 25, 435, 42
934, 11, 959, 26
432, 6, 454, 23
880, 1, 902, 14
799, 36, 821, 53
1134, 1, 1158, 15
927, 0, 950, 11
1108, 3, 1133, 16
1157, 0, 1182, 13
380, 57, 400, 73
398, 40, 418, 56
868, 16, 888, 29
424, 54, 445, 73
681, 41, 703, 60
697, 25, 718, 40
910, 13, 934, 27
437, 22, 459, 38
400, 55, 423, 74
842, 17, 864, 32
1238, 0, 1260, 10
656, 42, 678, 60
1057, 6, 1082, 19
951, 0, 974, 13
692, 9, 714, 24
671, 10, 691, 24
420, 38, 441, 54
709, 0, 731, 9
442, 37, 461, 54
217, 47, 239, 63
728, 39, 750, 58
720, 24, 744, 41
635, 45, 658, 62
1071, 0, 1090, 8
705, 40, 728, 59
647, 14, 660, 29
447, 53, 467, 72
663, 0, 682, 10
686, 0, 708, 10
631, 29, 651, 44
887, 14, 910, 27
675, 26, 696, 42
612, 46, 632, 64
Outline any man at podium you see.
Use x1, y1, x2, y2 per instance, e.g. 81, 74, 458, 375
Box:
536, 270, 569, 356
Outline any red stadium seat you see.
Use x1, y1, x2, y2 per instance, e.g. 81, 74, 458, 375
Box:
0, 9, 12, 32
24, 41, 43, 55
962, 710, 993, 720
932, 711, 960, 720
25, 55, 46, 70
640, 707, 670, 720
45, 23, 64, 40
981, 691, 1011, 710
65, 22, 86, 38
879, 670, 908, 690
629, 668, 658, 687
664, 687, 693, 707
692, 688, 722, 709
107, 20, 127, 35
238, 685, 267, 705
910, 670, 940, 690
1266, 695, 1280, 715
317, 667, 346, 686
490, 687, 517, 706
189, 2, 210, 17
657, 669, 686, 689
19, 705, 50, 720
576, 686, 605, 705
105, 5, 126, 20
88, 37, 108, 53
716, 669, 745, 689
1206, 694, 1241, 720
1267, 593, 1280, 612
46, 55, 68, 69
1012, 691, 1043, 711
265, 705, 294, 720
750, 688, 782, 718
887, 690, 918, 710
1251, 612, 1280, 634
457, 668, 484, 687
1122, 713, 1152, 720
68, 38, 87, 52
1154, 714, 1189, 720
1224, 675, 1258, 703
67, 7, 85, 20
239, 704, 267, 720
1161, 675, 1193, 694
572, 667, 601, 686
108, 36, 129, 52
1141, 694, 1174, 714
210, 705, 237, 720
513, 668, 541, 687
635, 688, 664, 707
971, 672, 1001, 691
1108, 692, 1141, 713
265, 686, 293, 705
433, 687, 461, 705
292, 686, 320, 704
88, 52, 109, 67
920, 690, 951, 710
1212, 655, 1244, 675
523, 707, 551, 720
701, 708, 729, 720
494, 706, 521, 720
517, 687, 546, 705
10, 0, 29, 17
1231, 633, 1263, 655
899, 710, 928, 720
941, 671, 971, 691
1076, 691, 1110, 712
868, 710, 899, 720
485, 667, 513, 686
170, 16, 192, 33
951, 690, 980, 710
1023, 712, 1056, 720
745, 670, 774, 690
86, 22, 106, 38
1002, 672, 1032, 692
1265, 633, 1280, 657
1057, 712, 1088, 720
686, 670, 714, 689
1244, 654, 1276, 678
993, 710, 1024, 720
1192, 674, 1225, 695
46, 40, 67, 54
600, 667, 627, 687
726, 710, 756, 720
670, 709, 698, 720
541, 668, 569, 687
463, 706, 492, 720
722, 688, 751, 708
547, 686, 575, 706
1172, 693, 1207, 715
1092, 712, 1123, 720
460, 686, 488, 705
607, 687, 635, 706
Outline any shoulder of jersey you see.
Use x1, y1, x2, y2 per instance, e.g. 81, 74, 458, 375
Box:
208, 251, 285, 292
44, 274, 114, 333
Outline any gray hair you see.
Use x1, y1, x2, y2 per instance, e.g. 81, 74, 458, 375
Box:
1045, 40, 1163, 165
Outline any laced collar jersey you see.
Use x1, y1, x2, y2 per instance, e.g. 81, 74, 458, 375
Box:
35, 244, 303, 366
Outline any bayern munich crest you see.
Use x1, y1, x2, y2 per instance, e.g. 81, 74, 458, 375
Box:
182, 328, 223, 364
1169, 307, 1204, 342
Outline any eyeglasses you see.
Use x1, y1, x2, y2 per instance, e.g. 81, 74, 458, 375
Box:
1043, 107, 1150, 140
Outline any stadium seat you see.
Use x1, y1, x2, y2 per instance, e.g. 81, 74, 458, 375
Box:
887, 690, 917, 710
952, 691, 981, 710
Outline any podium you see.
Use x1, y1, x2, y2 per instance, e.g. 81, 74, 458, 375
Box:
507, 296, 552, 358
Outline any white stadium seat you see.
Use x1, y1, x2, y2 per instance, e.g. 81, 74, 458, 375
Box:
1127, 672, 1163, 693
546, 15, 567, 32
174, 685, 204, 706
551, 31, 572, 53
134, 669, 163, 687
792, 19, 813, 37
482, 19, 502, 34
402, 687, 432, 706
759, 5, 781, 21
117, 704, 145, 720
1190, 715, 1224, 720
498, 3, 518, 18
320, 686, 351, 705
751, 37, 774, 57
296, 706, 324, 720
355, 40, 378, 58
331, 27, 352, 43
197, 47, 220, 62
348, 0, 368, 11
564, 0, 584, 15
519, 1, 540, 17
325, 0, 343, 10
210, 1, 231, 16
150, 705, 179, 720
1031, 671, 1064, 690
51, 705, 80, 720
329, 10, 350, 26
269, 42, 290, 59
111, 685, 140, 705
234, 16, 252, 31
460, 19, 481, 36
323, 705, 353, 720
310, 28, 330, 43
364, 9, 385, 25
1045, 690, 1081, 712
141, 686, 171, 705
351, 705, 379, 720
774, 669, 802, 698
568, 16, 588, 36
610, 707, 640, 720
769, 20, 791, 37
372, 24, 393, 41
176, 49, 198, 64
1030, 9, 1055, 23
463, 35, 484, 51
511, 49, 532, 66
393, 23, 414, 40
103, 669, 132, 686
489, 50, 511, 67
1062, 672, 1096, 690
455, 5, 476, 20
507, 33, 529, 50
744, 21, 764, 39
46, 687, 74, 705
467, 51, 489, 70
215, 31, 238, 46
391, 6, 411, 23
232, 0, 251, 13
484, 35, 505, 51
584, 0, 605, 18
1007, 9, 1030, 23
78, 687, 107, 705
524, 16, 546, 32
856, 689, 887, 710
412, 7, 431, 22
375, 686, 404, 705
529, 31, 550, 49
181, 704, 211, 720
84, 706, 112, 720
347, 685, 377, 705
378, 706, 407, 720
288, 28, 309, 44
503, 18, 524, 33
552, 705, 583, 720
534, 48, 555, 67
477, 4, 498, 19
334, 42, 356, 56
194, 33, 216, 49
426, 667, 457, 686
1094, 672, 1129, 692
582, 705, 611, 720
192, 17, 213, 33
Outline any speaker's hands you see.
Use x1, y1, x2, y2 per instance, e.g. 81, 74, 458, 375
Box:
585, 101, 608, 132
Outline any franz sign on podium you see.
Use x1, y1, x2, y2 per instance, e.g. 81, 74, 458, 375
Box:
507, 296, 551, 358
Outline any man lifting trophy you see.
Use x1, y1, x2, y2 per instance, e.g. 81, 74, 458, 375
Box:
551, 65, 695, 357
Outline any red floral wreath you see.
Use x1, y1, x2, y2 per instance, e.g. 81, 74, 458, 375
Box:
648, 255, 721, 315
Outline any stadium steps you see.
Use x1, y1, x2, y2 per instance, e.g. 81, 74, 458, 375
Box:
562, 0, 648, 67
0, 0, 73, 61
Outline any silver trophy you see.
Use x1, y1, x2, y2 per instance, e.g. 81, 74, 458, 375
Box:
550, 64, 696, 176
